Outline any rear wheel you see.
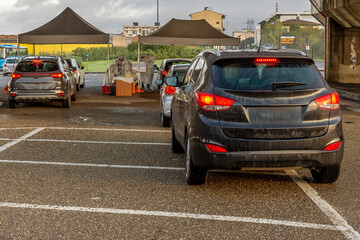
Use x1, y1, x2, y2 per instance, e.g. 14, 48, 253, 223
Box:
62, 91, 71, 108
172, 120, 184, 153
76, 81, 80, 91
9, 100, 18, 109
185, 137, 207, 185
161, 111, 170, 127
311, 164, 340, 183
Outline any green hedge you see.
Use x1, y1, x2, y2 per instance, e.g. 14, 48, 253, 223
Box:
70, 43, 204, 62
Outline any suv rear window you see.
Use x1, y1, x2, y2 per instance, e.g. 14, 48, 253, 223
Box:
16, 61, 59, 72
212, 58, 325, 91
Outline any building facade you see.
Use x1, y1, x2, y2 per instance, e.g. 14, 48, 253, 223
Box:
123, 23, 158, 38
189, 8, 225, 32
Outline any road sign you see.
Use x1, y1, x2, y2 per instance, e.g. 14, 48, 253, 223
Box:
281, 36, 295, 45
86, 52, 88, 59
132, 62, 146, 72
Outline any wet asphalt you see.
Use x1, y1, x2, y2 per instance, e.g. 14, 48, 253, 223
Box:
0, 74, 359, 239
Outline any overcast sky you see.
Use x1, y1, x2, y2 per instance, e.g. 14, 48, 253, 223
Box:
0, 0, 311, 35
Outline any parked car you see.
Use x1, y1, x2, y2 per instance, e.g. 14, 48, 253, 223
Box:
169, 49, 343, 185
158, 58, 192, 85
3, 57, 19, 76
8, 56, 77, 108
65, 58, 85, 90
160, 63, 190, 127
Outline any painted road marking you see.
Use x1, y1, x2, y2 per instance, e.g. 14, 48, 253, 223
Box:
0, 159, 183, 171
0, 138, 171, 146
0, 127, 170, 133
0, 202, 343, 232
286, 170, 360, 240
0, 128, 44, 152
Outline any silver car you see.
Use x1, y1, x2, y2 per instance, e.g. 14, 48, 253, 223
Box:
3, 57, 19, 76
65, 58, 85, 90
160, 63, 190, 127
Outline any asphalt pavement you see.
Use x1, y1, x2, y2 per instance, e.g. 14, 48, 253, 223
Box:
0, 74, 359, 239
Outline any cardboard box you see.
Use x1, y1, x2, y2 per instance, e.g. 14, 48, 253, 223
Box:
115, 77, 134, 96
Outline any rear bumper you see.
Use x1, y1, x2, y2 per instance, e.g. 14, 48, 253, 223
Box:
190, 139, 344, 169
10, 93, 65, 102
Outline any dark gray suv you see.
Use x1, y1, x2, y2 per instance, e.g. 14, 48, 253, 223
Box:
169, 49, 343, 185
8, 56, 77, 108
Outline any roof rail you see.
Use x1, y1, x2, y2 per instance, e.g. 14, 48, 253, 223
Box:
199, 49, 221, 57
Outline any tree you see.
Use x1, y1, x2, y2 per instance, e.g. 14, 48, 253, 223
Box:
261, 19, 283, 48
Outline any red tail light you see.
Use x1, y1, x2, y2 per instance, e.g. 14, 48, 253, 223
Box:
72, 70, 76, 74
11, 74, 22, 79
32, 59, 42, 63
323, 141, 341, 151
254, 58, 280, 64
194, 92, 234, 111
3, 64, 6, 67
51, 73, 64, 78
206, 143, 228, 153
314, 92, 340, 110
165, 86, 176, 95
162, 70, 167, 77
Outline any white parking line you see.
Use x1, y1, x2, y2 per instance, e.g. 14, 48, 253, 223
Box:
0, 202, 342, 232
0, 128, 44, 152
0, 159, 183, 171
0, 138, 171, 146
0, 127, 170, 133
286, 170, 360, 240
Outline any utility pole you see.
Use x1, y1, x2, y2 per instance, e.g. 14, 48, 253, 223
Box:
156, 0, 160, 29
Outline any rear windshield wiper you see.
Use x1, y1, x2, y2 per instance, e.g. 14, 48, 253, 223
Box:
272, 82, 307, 90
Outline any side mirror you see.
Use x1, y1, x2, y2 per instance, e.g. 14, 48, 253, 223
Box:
155, 79, 162, 85
165, 76, 179, 87
81, 66, 85, 70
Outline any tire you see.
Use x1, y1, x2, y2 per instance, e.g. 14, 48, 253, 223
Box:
9, 100, 18, 109
161, 111, 170, 127
62, 91, 71, 108
76, 82, 80, 91
185, 137, 207, 185
172, 120, 184, 153
311, 164, 340, 183
71, 90, 76, 101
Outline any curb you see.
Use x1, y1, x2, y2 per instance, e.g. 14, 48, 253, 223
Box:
335, 89, 360, 102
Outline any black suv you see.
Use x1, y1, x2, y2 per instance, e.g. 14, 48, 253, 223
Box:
169, 49, 343, 185
8, 56, 77, 108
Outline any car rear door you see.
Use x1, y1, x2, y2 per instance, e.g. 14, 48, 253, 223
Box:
212, 58, 332, 141
13, 60, 63, 91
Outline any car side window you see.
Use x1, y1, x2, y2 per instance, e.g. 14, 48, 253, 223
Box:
191, 58, 205, 83
183, 59, 198, 85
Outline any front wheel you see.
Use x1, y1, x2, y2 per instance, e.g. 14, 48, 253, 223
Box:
161, 112, 170, 127
311, 164, 340, 183
185, 137, 207, 185
62, 91, 71, 108
172, 120, 184, 153
9, 100, 18, 109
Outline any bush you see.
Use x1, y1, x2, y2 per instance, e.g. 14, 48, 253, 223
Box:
70, 43, 205, 62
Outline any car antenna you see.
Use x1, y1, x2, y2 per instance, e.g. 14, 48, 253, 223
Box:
257, 39, 262, 53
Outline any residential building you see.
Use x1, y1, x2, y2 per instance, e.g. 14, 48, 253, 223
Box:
190, 8, 225, 32
123, 23, 158, 38
110, 34, 132, 47
260, 11, 321, 28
